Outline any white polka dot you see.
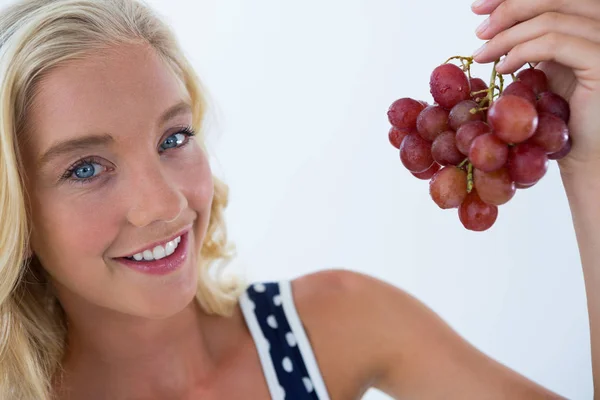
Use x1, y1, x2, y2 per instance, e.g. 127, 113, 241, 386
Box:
303, 377, 314, 393
253, 283, 266, 293
266, 314, 278, 329
273, 294, 282, 306
282, 356, 293, 372
285, 331, 297, 347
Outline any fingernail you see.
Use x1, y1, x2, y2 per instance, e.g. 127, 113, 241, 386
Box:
471, 0, 485, 8
472, 42, 487, 58
476, 18, 489, 35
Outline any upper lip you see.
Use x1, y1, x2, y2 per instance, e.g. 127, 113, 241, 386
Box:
116, 224, 192, 258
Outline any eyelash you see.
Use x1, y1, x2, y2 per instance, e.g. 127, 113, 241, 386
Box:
60, 126, 197, 185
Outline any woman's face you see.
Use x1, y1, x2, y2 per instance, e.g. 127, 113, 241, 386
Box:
19, 43, 214, 319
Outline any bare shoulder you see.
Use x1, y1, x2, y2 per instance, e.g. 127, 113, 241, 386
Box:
291, 268, 565, 400
289, 268, 383, 399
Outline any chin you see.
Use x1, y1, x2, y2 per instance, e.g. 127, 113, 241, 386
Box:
120, 260, 200, 320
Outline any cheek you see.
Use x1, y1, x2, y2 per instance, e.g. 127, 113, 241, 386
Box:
30, 186, 119, 266
176, 146, 214, 212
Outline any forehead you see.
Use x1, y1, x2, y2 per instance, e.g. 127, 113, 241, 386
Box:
26, 43, 190, 151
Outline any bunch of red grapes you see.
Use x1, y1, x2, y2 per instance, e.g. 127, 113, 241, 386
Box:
387, 58, 571, 231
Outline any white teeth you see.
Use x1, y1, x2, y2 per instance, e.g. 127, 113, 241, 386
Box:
165, 240, 176, 256
153, 245, 166, 260
129, 236, 181, 262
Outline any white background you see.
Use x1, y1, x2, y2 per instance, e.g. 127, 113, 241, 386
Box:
8, 0, 591, 398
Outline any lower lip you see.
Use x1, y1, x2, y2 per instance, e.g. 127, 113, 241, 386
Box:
115, 232, 190, 276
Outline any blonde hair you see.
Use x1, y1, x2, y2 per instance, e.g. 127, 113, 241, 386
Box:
0, 0, 246, 398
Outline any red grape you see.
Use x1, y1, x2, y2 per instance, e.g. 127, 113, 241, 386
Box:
412, 162, 440, 180
389, 127, 412, 149
458, 190, 498, 231
431, 131, 464, 166
537, 92, 570, 123
487, 95, 539, 144
416, 105, 450, 141
429, 166, 468, 209
516, 68, 548, 95
468, 133, 509, 172
388, 98, 425, 129
548, 137, 572, 160
448, 100, 484, 131
384, 58, 572, 232
473, 167, 516, 206
502, 81, 536, 106
516, 181, 537, 189
430, 63, 470, 110
469, 77, 488, 103
507, 143, 549, 185
399, 133, 434, 173
456, 121, 491, 156
528, 112, 569, 154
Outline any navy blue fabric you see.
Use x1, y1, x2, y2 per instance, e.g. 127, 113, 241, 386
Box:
246, 282, 321, 399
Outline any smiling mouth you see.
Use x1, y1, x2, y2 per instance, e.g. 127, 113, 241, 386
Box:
124, 235, 182, 262
114, 232, 190, 276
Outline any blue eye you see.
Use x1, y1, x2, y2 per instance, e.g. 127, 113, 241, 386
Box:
75, 164, 96, 179
159, 126, 196, 152
161, 132, 186, 151
74, 162, 101, 179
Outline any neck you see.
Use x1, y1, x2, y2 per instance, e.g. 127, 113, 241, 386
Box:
57, 297, 217, 399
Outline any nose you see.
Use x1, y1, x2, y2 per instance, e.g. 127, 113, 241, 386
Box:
126, 163, 187, 228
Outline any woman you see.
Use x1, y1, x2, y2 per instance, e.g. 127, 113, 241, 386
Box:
0, 0, 595, 398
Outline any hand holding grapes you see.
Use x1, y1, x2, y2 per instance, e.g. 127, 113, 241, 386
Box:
385, 1, 600, 393
471, 0, 600, 175
385, 0, 600, 231
471, 1, 600, 391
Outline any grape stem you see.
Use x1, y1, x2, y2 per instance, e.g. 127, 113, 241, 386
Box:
486, 59, 499, 106
444, 55, 474, 80
466, 163, 474, 193
498, 73, 504, 94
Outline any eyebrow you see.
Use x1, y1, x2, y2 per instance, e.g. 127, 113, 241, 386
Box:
38, 101, 193, 167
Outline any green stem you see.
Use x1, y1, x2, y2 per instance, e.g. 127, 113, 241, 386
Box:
487, 60, 499, 106
467, 163, 474, 193
464, 58, 473, 81
444, 55, 474, 64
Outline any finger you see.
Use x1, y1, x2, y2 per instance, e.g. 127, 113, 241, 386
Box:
493, 32, 600, 77
471, 0, 505, 15
473, 12, 600, 64
475, 0, 600, 40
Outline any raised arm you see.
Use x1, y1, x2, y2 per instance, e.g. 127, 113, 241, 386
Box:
470, 0, 600, 394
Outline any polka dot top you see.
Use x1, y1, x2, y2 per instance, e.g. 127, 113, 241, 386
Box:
239, 280, 331, 400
